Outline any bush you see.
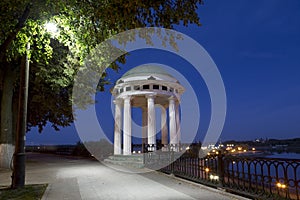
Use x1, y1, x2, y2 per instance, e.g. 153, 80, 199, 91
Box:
83, 139, 113, 160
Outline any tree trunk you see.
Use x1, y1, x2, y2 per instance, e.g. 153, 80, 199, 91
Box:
0, 67, 16, 168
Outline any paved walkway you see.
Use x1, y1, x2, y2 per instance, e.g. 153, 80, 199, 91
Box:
0, 153, 249, 200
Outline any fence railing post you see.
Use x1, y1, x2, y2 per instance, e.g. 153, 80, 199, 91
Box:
171, 150, 174, 174
217, 150, 225, 187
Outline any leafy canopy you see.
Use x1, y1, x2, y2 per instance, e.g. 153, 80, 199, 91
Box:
0, 0, 202, 132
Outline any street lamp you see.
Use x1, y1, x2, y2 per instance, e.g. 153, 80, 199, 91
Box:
45, 22, 58, 37
45, 22, 57, 33
11, 22, 58, 188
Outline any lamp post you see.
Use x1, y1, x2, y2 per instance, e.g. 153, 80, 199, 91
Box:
11, 22, 57, 188
11, 41, 30, 189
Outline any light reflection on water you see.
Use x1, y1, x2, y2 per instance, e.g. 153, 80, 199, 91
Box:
227, 152, 300, 183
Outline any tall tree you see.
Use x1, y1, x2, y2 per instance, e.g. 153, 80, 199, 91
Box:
0, 0, 202, 168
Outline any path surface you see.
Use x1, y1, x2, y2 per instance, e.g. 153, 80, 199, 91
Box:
0, 153, 249, 200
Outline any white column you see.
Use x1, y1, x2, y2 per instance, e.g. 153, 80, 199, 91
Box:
161, 106, 168, 151
123, 96, 132, 155
169, 96, 178, 151
113, 99, 122, 155
176, 101, 181, 148
142, 107, 148, 153
147, 95, 156, 151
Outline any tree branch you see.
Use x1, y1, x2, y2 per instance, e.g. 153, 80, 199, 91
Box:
0, 3, 31, 62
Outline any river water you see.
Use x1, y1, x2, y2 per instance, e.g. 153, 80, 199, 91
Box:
227, 152, 300, 184
265, 152, 300, 159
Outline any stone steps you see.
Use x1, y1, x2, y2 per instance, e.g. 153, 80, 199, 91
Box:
103, 152, 182, 169
103, 155, 145, 168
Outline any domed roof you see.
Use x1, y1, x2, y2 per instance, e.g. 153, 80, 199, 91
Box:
122, 64, 174, 78
112, 64, 184, 96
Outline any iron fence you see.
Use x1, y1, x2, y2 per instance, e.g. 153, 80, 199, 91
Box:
145, 151, 300, 200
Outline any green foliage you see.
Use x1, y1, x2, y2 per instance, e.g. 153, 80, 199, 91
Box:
0, 0, 203, 132
8, 19, 53, 63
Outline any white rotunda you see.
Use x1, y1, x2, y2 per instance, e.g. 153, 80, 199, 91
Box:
111, 64, 184, 155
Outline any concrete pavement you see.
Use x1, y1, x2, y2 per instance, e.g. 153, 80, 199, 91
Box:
0, 153, 249, 200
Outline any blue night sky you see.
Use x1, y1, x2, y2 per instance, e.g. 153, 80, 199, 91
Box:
26, 0, 300, 145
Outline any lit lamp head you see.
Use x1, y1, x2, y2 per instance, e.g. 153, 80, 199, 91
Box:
45, 22, 58, 37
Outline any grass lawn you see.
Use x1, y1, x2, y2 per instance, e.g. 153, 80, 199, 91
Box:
0, 184, 47, 200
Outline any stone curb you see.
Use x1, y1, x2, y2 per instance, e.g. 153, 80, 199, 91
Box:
41, 183, 51, 200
